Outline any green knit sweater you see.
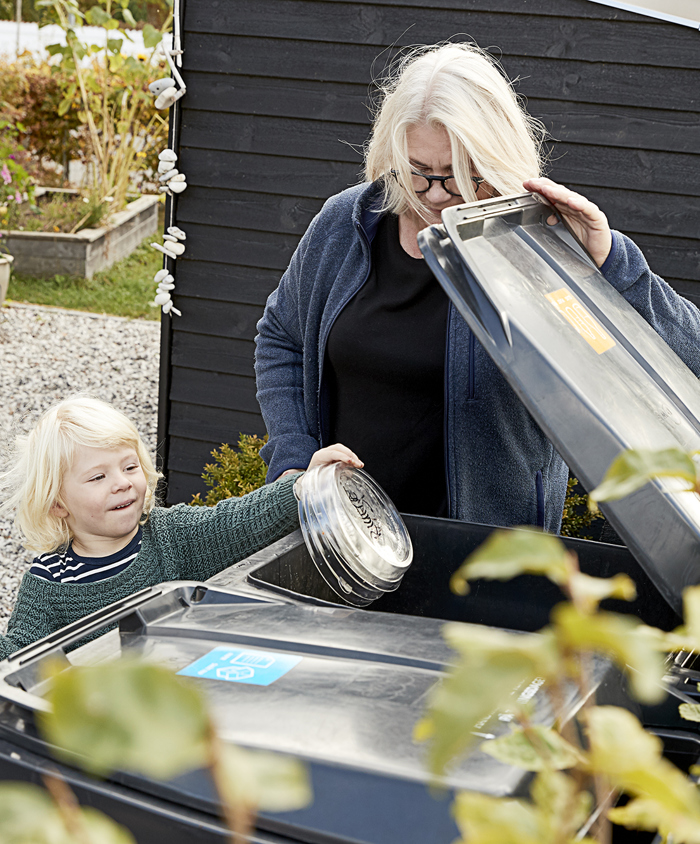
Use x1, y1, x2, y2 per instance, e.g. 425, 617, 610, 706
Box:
0, 475, 300, 661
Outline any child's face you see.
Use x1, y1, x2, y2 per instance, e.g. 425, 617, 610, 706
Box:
53, 445, 148, 556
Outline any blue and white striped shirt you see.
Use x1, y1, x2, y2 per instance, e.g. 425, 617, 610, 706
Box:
30, 529, 142, 584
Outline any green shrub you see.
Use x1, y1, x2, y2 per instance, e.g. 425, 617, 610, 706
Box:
190, 435, 269, 506
560, 476, 603, 539
0, 54, 84, 184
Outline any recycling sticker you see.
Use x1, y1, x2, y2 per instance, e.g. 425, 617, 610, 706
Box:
178, 646, 302, 686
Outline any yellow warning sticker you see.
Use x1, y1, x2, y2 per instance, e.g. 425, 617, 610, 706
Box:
545, 288, 616, 354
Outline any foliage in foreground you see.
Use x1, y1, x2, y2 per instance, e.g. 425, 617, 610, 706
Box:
190, 435, 269, 506
418, 445, 700, 843
0, 659, 311, 844
419, 526, 700, 843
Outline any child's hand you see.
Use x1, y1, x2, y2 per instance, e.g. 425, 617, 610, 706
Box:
307, 444, 363, 471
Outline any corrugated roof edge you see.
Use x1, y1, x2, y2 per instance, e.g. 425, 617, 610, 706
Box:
586, 0, 700, 28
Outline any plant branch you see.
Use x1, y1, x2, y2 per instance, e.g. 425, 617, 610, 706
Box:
43, 771, 93, 844
206, 722, 256, 844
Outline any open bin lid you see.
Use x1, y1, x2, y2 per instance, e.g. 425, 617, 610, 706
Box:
418, 193, 700, 615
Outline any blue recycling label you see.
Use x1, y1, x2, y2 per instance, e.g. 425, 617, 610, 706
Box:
178, 646, 302, 686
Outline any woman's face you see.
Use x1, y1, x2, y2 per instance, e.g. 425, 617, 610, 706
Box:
403, 123, 471, 226
406, 123, 491, 228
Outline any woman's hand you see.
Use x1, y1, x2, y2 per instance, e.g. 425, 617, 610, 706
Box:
307, 443, 363, 471
523, 177, 613, 268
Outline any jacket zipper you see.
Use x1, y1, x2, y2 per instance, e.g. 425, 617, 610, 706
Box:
536, 469, 545, 529
443, 306, 453, 518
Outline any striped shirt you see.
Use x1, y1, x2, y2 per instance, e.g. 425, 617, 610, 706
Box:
30, 529, 142, 584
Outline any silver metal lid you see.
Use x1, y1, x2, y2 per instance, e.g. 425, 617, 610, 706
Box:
296, 464, 413, 607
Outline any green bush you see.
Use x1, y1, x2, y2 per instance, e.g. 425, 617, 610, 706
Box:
560, 476, 603, 539
190, 435, 269, 506
0, 54, 84, 185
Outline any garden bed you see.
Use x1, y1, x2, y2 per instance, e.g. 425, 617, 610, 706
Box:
1, 193, 159, 279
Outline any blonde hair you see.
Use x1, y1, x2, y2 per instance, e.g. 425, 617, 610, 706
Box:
0, 395, 161, 554
364, 42, 546, 221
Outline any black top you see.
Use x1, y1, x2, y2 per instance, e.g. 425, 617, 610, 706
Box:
326, 213, 449, 516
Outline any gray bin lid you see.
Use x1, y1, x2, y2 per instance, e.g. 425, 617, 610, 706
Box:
0, 580, 620, 844
418, 193, 700, 615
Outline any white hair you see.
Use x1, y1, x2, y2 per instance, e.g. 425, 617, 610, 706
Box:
364, 42, 546, 221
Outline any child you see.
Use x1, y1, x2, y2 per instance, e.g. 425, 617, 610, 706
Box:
0, 395, 362, 660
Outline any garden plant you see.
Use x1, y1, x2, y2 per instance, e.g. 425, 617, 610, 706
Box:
0, 118, 36, 233
37, 0, 171, 221
418, 445, 700, 843
0, 0, 171, 237
190, 435, 270, 507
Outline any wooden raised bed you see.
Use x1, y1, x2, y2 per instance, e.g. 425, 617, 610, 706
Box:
1, 194, 159, 279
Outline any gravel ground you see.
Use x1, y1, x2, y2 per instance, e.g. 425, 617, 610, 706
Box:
0, 303, 160, 631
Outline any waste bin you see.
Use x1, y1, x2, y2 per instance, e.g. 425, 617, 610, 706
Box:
0, 528, 629, 844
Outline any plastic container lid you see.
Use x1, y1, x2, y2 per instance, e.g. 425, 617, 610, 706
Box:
296, 463, 414, 607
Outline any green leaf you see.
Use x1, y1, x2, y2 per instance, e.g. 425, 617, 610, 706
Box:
107, 37, 123, 54
589, 448, 697, 504
57, 96, 72, 117
481, 726, 586, 771
39, 661, 210, 779
552, 604, 666, 703
585, 706, 700, 841
531, 770, 593, 839
416, 624, 561, 775
0, 782, 136, 844
77, 808, 136, 844
218, 745, 312, 813
607, 796, 700, 843
121, 7, 136, 26
109, 52, 125, 72
679, 703, 700, 723
86, 4, 112, 26
667, 586, 700, 653
568, 571, 636, 613
0, 783, 62, 841
142, 23, 163, 49
452, 775, 595, 844
451, 527, 571, 595
452, 791, 542, 844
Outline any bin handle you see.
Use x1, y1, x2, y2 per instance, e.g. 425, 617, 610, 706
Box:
0, 585, 173, 712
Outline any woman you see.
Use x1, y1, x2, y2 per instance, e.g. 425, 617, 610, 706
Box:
255, 42, 700, 531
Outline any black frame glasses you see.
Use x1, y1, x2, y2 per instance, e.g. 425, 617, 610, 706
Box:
390, 169, 485, 197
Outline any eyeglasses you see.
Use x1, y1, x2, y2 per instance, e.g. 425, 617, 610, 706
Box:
390, 169, 485, 197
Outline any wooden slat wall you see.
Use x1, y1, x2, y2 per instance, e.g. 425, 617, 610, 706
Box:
165, 0, 700, 503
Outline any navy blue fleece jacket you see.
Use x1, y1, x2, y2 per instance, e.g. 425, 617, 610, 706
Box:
254, 182, 700, 532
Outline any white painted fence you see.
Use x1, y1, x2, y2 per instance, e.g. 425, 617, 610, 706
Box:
0, 20, 148, 60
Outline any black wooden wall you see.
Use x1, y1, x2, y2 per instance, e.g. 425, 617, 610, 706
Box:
162, 0, 700, 503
